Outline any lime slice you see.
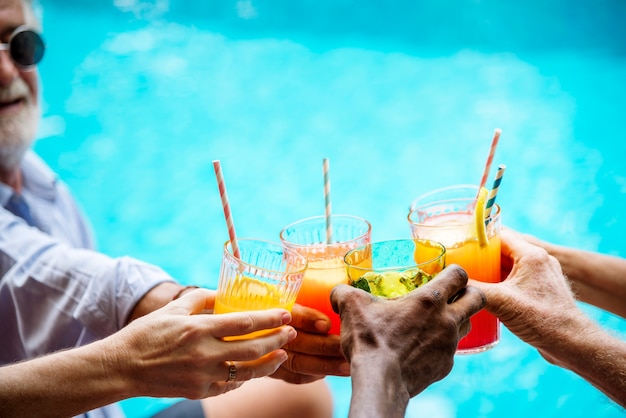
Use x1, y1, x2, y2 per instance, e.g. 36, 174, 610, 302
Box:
475, 187, 489, 247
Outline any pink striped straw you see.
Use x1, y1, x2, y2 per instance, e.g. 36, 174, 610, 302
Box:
478, 128, 502, 192
213, 160, 240, 259
323, 158, 332, 244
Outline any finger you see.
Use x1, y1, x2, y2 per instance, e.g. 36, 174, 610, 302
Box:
211, 309, 292, 339
169, 288, 216, 314
221, 349, 289, 385
458, 319, 472, 338
280, 351, 350, 376
467, 279, 509, 315
501, 228, 541, 262
282, 331, 342, 357
290, 304, 332, 334
330, 284, 374, 315
446, 285, 486, 323
270, 367, 326, 385
467, 278, 492, 294
421, 264, 469, 300
219, 326, 297, 361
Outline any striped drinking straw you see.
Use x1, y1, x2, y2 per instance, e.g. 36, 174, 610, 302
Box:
478, 128, 502, 192
213, 160, 241, 259
485, 164, 506, 221
323, 158, 333, 244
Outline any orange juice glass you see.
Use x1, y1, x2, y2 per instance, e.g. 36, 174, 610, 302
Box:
280, 215, 372, 335
408, 185, 501, 354
214, 238, 307, 340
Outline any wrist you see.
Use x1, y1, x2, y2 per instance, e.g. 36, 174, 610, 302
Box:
172, 285, 200, 300
349, 355, 410, 418
126, 281, 183, 323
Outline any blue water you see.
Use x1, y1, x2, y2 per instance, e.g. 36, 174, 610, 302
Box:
35, 1, 626, 417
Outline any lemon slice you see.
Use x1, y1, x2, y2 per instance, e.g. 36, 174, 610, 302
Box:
474, 187, 489, 247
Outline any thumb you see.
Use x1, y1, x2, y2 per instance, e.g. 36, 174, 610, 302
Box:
330, 284, 375, 316
467, 279, 502, 312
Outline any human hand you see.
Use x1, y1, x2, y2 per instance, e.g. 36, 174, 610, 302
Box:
109, 288, 297, 399
470, 228, 583, 357
331, 264, 485, 397
270, 303, 349, 384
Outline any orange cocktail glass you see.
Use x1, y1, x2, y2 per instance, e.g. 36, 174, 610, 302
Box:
408, 185, 501, 354
214, 238, 307, 340
280, 215, 372, 335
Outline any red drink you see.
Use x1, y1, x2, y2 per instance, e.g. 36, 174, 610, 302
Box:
409, 185, 502, 354
280, 215, 371, 335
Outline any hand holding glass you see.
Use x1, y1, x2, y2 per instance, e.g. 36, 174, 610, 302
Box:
214, 238, 307, 340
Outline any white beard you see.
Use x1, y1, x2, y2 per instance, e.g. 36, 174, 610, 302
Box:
0, 80, 39, 171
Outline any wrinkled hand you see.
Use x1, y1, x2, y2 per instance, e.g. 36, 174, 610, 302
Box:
270, 304, 349, 384
331, 264, 485, 397
470, 228, 581, 356
109, 289, 297, 399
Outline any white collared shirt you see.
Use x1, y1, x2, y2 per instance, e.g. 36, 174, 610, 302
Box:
1, 151, 175, 418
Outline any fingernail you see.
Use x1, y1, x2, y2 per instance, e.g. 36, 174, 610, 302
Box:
288, 327, 297, 341
282, 311, 292, 324
314, 319, 330, 332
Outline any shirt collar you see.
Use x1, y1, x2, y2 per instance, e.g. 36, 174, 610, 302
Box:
19, 150, 59, 202
0, 182, 12, 207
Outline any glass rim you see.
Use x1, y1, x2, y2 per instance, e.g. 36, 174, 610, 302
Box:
409, 184, 479, 212
223, 238, 308, 276
343, 238, 446, 273
408, 184, 501, 227
407, 202, 501, 227
279, 214, 372, 249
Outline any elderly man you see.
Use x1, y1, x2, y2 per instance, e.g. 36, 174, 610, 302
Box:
0, 1, 338, 417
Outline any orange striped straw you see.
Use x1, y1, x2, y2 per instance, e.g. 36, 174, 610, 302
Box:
323, 158, 332, 244
478, 128, 502, 192
213, 160, 240, 258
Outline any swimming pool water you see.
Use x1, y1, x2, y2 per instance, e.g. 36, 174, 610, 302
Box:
35, 1, 626, 417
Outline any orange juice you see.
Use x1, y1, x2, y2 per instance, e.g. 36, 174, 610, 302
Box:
214, 274, 298, 341
215, 239, 306, 341
408, 185, 501, 354
280, 215, 372, 335
437, 223, 501, 351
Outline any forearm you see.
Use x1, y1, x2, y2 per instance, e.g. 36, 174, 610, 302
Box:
348, 356, 410, 418
1, 218, 177, 342
0, 340, 131, 417
546, 243, 626, 317
536, 315, 626, 407
126, 281, 188, 323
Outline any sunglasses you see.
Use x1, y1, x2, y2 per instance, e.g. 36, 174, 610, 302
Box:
0, 26, 45, 69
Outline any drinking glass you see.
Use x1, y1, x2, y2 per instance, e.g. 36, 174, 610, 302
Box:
408, 184, 501, 354
214, 238, 307, 340
343, 238, 446, 298
280, 215, 372, 335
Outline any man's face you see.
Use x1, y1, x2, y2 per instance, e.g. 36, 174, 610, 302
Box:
0, 0, 40, 170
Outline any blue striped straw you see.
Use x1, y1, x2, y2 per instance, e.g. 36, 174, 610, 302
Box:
323, 158, 333, 244
484, 164, 506, 221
